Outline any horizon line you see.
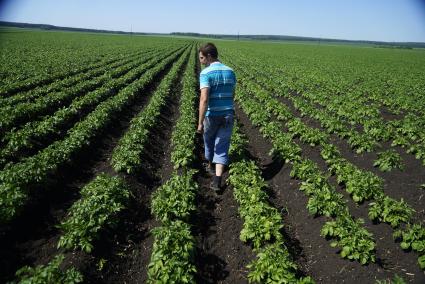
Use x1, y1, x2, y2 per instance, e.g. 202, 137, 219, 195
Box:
1, 20, 425, 45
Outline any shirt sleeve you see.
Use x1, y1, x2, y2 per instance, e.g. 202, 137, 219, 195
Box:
200, 72, 210, 89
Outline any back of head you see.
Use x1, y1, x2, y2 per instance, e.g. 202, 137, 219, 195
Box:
199, 42, 218, 59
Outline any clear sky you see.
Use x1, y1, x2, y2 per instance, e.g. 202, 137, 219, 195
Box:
1, 0, 425, 42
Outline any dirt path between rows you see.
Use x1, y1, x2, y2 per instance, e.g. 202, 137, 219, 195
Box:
234, 103, 425, 284
192, 58, 255, 283
0, 48, 187, 284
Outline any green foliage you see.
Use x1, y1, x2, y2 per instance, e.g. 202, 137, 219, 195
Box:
57, 174, 129, 252
226, 38, 425, 165
147, 46, 198, 283
0, 48, 185, 225
229, 124, 311, 282
151, 170, 197, 222
233, 69, 377, 265
12, 254, 83, 284
320, 143, 341, 162
247, 243, 315, 284
347, 132, 379, 153
228, 38, 422, 270
170, 49, 198, 169
0, 30, 186, 95
368, 196, 414, 227
111, 48, 191, 174
286, 118, 328, 146
327, 158, 383, 203
229, 161, 283, 248
0, 49, 168, 168
373, 150, 404, 172
291, 159, 346, 217
321, 215, 376, 264
147, 220, 196, 283
229, 122, 249, 161
236, 77, 302, 163
394, 223, 425, 269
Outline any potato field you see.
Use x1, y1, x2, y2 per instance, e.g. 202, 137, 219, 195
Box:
0, 28, 424, 283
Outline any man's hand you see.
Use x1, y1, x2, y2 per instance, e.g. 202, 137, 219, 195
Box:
196, 123, 203, 134
198, 88, 208, 135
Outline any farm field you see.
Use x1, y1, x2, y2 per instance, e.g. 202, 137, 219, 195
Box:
0, 28, 424, 283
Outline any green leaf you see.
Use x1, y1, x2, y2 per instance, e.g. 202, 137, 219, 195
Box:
418, 254, 425, 270
400, 242, 410, 250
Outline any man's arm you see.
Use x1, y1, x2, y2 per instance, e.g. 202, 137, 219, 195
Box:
197, 87, 209, 133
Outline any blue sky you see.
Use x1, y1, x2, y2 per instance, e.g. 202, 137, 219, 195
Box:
1, 0, 425, 42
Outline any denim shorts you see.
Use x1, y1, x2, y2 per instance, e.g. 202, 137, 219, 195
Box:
203, 113, 234, 165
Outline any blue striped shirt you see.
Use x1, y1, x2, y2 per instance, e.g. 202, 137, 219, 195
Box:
200, 62, 236, 116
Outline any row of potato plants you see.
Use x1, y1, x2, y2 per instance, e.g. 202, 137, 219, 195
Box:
227, 56, 414, 211
147, 46, 198, 283
0, 47, 187, 224
149, 172, 198, 283
296, 86, 425, 164
56, 173, 130, 252
0, 47, 177, 135
111, 46, 191, 174
393, 223, 425, 269
225, 54, 388, 157
287, 82, 424, 166
289, 96, 405, 171
10, 173, 130, 283
228, 122, 314, 283
1, 32, 186, 96
233, 63, 413, 214
231, 70, 381, 202
0, 35, 161, 98
224, 50, 425, 166
8, 45, 194, 284
233, 80, 377, 265
229, 58, 421, 232
322, 144, 424, 269
9, 254, 83, 284
1, 75, 103, 134
233, 63, 419, 228
0, 52, 112, 98
0, 47, 176, 168
0, 48, 153, 108
226, 38, 425, 123
169, 47, 199, 169
293, 88, 425, 166
232, 66, 423, 269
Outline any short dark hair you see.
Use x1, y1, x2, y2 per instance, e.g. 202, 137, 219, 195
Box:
199, 43, 218, 59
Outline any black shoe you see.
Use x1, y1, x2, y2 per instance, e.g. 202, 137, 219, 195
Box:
211, 175, 222, 193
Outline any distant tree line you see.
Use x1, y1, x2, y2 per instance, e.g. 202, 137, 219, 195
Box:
1, 21, 424, 49
0, 21, 161, 36
171, 32, 425, 49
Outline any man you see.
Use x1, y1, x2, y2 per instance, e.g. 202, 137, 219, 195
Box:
197, 43, 236, 192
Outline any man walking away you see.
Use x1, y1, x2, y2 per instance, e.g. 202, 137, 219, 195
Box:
197, 43, 236, 193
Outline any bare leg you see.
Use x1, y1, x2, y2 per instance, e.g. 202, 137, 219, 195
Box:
216, 163, 225, 177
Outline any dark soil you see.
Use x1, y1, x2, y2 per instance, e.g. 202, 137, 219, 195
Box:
191, 134, 256, 283
87, 52, 190, 284
2, 46, 424, 284
234, 103, 425, 284
0, 48, 180, 167
274, 90, 425, 221
191, 58, 256, 284
0, 48, 187, 284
